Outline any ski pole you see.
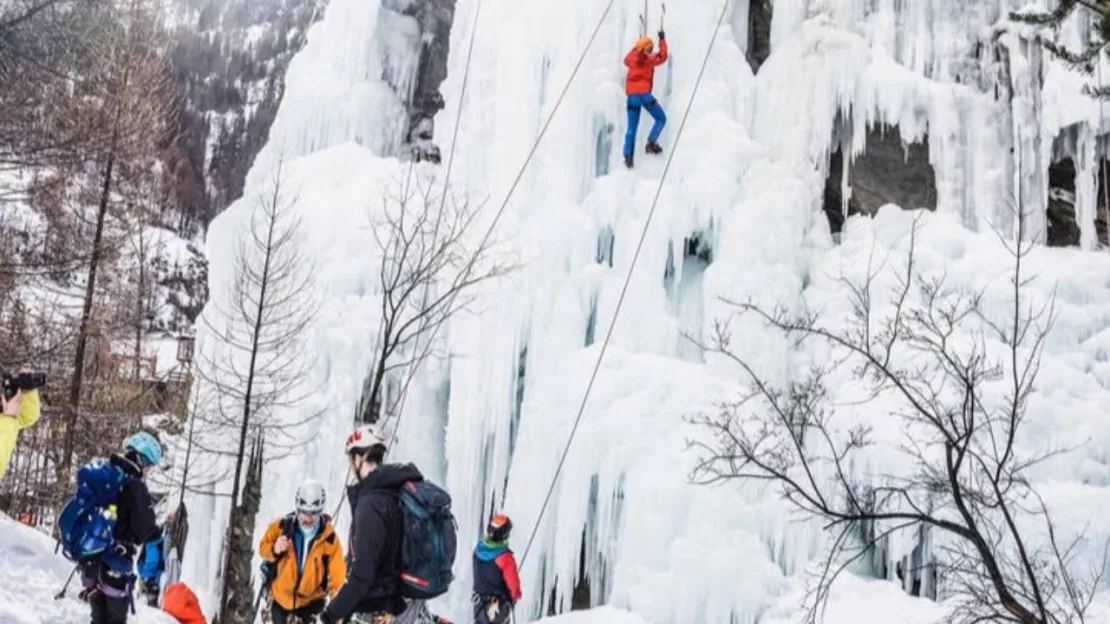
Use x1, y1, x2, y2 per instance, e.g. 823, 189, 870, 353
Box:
54, 565, 78, 600
660, 3, 666, 30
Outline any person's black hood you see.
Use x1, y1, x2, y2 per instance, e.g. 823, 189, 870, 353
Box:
110, 452, 143, 478
348, 462, 424, 500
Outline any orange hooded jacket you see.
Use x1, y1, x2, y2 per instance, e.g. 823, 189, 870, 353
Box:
624, 38, 669, 95
162, 583, 206, 624
258, 514, 347, 611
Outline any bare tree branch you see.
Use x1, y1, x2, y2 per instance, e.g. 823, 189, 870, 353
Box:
690, 208, 1100, 623
357, 168, 515, 424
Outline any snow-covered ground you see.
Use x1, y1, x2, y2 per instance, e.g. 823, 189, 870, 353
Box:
0, 513, 176, 624
178, 0, 1110, 623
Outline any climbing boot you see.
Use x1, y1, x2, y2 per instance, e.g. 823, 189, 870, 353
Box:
645, 141, 662, 154
624, 155, 634, 168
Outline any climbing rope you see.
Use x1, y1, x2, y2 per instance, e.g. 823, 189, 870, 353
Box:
382, 0, 485, 452
330, 0, 486, 522
335, 0, 616, 520
518, 0, 733, 566
367, 0, 620, 465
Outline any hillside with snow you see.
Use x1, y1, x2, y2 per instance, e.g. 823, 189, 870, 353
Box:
0, 513, 177, 624
175, 0, 1110, 623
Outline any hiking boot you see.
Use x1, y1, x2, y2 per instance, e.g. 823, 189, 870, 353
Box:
645, 141, 662, 154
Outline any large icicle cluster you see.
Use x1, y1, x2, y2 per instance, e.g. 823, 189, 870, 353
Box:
181, 0, 1110, 622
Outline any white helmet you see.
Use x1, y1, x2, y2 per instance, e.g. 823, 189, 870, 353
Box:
344, 424, 388, 455
295, 479, 326, 514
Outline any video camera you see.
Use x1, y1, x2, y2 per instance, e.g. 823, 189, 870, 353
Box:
2, 371, 46, 401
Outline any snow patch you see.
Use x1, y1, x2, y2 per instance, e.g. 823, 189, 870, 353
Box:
0, 513, 176, 623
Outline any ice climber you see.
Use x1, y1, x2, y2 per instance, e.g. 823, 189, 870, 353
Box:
622, 29, 668, 168
76, 432, 163, 624
472, 514, 522, 624
258, 479, 347, 624
320, 424, 434, 624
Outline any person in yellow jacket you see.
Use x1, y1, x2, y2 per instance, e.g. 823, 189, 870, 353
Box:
259, 479, 346, 624
0, 374, 42, 481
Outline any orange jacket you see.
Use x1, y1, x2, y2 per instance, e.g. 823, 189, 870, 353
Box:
624, 39, 669, 95
162, 583, 206, 624
259, 514, 347, 611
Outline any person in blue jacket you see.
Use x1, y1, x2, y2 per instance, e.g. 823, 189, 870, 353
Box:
136, 534, 165, 606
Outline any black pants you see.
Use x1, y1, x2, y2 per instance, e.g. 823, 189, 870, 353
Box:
89, 589, 129, 624
83, 560, 132, 624
272, 598, 326, 624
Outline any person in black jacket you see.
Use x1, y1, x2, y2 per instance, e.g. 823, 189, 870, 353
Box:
320, 424, 427, 624
79, 432, 163, 624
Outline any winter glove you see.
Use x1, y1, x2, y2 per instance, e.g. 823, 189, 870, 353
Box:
658, 30, 665, 40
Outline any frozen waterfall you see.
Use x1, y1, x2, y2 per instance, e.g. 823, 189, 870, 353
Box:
181, 0, 1110, 622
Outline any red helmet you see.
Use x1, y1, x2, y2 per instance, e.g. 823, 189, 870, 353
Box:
487, 514, 512, 542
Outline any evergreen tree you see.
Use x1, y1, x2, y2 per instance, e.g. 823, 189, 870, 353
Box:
1012, 0, 1110, 96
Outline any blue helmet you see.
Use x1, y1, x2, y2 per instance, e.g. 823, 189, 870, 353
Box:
123, 432, 163, 468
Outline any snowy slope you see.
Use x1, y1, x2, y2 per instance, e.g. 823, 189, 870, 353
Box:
0, 513, 177, 624
183, 0, 1110, 623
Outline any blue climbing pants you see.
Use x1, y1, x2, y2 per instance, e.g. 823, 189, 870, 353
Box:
623, 93, 666, 159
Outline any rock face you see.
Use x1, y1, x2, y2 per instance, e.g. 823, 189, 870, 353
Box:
397, 0, 457, 163
823, 123, 937, 236
1046, 132, 1109, 248
167, 0, 326, 227
1047, 158, 1082, 247
746, 0, 773, 72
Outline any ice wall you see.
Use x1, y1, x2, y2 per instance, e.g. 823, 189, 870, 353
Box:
183, 0, 1110, 622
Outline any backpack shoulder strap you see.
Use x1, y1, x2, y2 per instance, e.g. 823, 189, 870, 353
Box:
280, 513, 296, 538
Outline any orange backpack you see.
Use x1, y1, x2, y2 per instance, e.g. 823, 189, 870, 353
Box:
162, 583, 206, 624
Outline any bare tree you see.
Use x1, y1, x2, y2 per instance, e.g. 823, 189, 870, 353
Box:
48, 0, 178, 481
690, 210, 1108, 623
193, 158, 321, 623
358, 168, 513, 423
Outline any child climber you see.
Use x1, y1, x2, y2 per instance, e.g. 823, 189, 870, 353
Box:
622, 29, 668, 168
472, 514, 521, 624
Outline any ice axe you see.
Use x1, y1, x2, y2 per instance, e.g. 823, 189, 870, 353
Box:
54, 565, 78, 600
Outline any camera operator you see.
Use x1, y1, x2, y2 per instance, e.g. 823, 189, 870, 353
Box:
0, 368, 43, 480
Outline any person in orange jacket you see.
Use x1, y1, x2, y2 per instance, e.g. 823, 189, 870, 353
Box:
622, 30, 669, 168
0, 371, 41, 481
161, 582, 206, 624
258, 479, 346, 624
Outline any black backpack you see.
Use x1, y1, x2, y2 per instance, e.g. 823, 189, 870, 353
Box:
396, 480, 457, 599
